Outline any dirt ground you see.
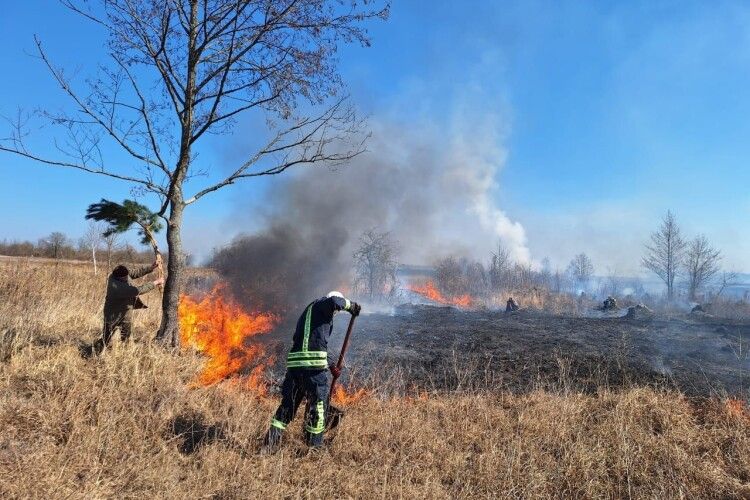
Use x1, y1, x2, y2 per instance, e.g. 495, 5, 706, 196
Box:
323, 306, 750, 398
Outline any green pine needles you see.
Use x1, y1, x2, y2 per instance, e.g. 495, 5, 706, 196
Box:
85, 199, 162, 252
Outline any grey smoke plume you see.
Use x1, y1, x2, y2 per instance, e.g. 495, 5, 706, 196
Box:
212, 116, 530, 314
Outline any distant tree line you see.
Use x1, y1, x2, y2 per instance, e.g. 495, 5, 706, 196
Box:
384, 209, 738, 308
0, 223, 155, 271
426, 243, 580, 301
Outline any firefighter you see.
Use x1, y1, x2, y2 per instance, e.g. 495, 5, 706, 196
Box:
91, 256, 164, 355
263, 291, 361, 451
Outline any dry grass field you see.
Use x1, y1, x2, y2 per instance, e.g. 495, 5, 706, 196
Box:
1, 259, 749, 498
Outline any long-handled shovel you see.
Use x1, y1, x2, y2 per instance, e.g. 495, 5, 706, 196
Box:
326, 314, 357, 433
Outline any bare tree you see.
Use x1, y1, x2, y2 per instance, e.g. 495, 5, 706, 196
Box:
642, 210, 686, 301
0, 1, 388, 345
684, 234, 721, 301
716, 271, 739, 298
352, 229, 399, 303
605, 266, 620, 297
464, 259, 489, 296
81, 221, 104, 274
553, 268, 565, 294
567, 253, 594, 291
435, 256, 466, 298
489, 242, 512, 291
513, 262, 535, 290
102, 231, 121, 271
539, 257, 553, 290
39, 232, 70, 259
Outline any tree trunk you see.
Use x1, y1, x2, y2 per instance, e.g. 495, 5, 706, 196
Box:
157, 199, 186, 347
157, 1, 196, 348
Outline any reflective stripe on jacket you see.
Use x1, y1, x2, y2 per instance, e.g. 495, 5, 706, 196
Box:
286, 296, 351, 370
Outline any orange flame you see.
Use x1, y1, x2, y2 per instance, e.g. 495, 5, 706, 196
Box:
179, 285, 279, 393
331, 384, 369, 405
725, 398, 750, 421
408, 280, 475, 309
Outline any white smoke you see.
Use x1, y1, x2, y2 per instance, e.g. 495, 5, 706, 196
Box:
442, 112, 530, 264
236, 109, 530, 270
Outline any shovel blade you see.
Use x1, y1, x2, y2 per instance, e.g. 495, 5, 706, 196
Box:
326, 404, 345, 432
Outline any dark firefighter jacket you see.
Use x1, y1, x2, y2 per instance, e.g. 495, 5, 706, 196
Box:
286, 295, 353, 370
103, 265, 156, 318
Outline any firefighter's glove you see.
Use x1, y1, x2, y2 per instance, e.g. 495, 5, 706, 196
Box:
350, 302, 361, 317
329, 365, 342, 378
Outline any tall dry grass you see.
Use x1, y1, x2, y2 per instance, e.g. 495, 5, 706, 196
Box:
484, 288, 594, 316
1, 258, 749, 498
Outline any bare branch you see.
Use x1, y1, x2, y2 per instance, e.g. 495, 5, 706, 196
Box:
0, 143, 165, 192
184, 96, 366, 204
59, 0, 111, 27
33, 36, 165, 170
111, 55, 171, 176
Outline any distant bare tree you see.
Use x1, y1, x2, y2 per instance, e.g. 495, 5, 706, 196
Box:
553, 268, 566, 294
352, 229, 399, 303
39, 232, 70, 259
513, 262, 535, 290
567, 253, 594, 291
539, 257, 553, 290
642, 210, 686, 301
716, 271, 739, 298
435, 256, 466, 297
102, 232, 121, 271
123, 243, 136, 263
605, 267, 620, 297
0, 0, 388, 346
463, 259, 488, 296
684, 235, 721, 301
81, 221, 104, 274
489, 242, 512, 291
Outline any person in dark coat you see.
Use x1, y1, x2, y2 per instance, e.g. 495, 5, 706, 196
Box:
506, 297, 520, 312
92, 256, 164, 355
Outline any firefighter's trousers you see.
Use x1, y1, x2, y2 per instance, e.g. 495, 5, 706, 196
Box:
266, 369, 329, 447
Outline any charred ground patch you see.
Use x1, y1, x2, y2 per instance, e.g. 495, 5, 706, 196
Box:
332, 306, 750, 397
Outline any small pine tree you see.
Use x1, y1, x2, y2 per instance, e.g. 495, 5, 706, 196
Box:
85, 199, 163, 284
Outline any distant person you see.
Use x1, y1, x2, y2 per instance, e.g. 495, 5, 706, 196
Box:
91, 256, 164, 355
263, 291, 361, 452
506, 297, 520, 312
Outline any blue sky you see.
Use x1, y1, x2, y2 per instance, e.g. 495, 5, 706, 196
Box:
1, 1, 749, 274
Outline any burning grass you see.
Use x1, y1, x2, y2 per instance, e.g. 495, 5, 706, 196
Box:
179, 284, 278, 391
408, 279, 476, 308
407, 278, 596, 316
0, 258, 749, 497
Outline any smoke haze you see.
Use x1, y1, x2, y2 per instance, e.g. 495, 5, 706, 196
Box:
211, 114, 530, 312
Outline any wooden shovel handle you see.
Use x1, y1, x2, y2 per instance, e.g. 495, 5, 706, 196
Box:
329, 315, 357, 400
141, 224, 164, 293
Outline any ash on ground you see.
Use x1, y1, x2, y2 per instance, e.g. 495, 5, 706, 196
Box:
321, 305, 750, 398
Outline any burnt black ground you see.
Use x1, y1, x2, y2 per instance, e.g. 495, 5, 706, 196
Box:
322, 306, 750, 398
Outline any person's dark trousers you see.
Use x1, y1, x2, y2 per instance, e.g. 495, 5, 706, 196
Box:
93, 312, 132, 354
264, 369, 329, 448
